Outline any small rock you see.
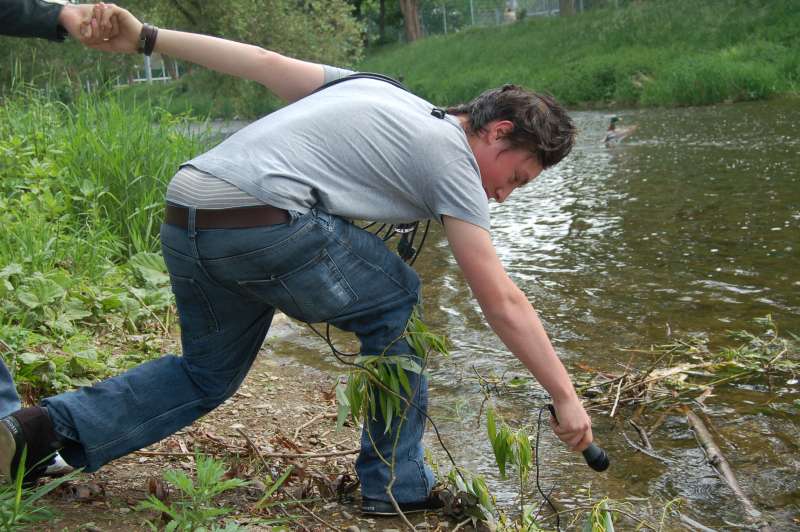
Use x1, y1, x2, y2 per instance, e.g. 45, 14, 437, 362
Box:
341, 510, 353, 520
345, 526, 360, 532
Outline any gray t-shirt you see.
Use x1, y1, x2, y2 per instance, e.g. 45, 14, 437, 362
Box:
185, 66, 489, 230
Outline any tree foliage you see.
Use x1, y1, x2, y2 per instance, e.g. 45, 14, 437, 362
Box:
1, 0, 363, 94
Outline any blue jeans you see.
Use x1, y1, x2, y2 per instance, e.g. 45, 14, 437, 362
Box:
0, 361, 22, 417
43, 208, 434, 503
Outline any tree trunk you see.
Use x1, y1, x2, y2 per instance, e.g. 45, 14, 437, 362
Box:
379, 0, 386, 43
399, 0, 422, 42
559, 0, 575, 16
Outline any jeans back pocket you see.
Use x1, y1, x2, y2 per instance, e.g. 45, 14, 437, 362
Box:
238, 249, 357, 323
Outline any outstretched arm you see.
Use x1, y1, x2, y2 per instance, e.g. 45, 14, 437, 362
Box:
87, 3, 325, 102
443, 215, 593, 451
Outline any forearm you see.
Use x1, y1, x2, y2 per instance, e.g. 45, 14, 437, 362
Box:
484, 289, 578, 402
154, 30, 266, 85
153, 29, 324, 102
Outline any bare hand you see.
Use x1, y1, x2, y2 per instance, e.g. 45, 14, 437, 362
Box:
81, 3, 143, 54
57, 3, 117, 43
549, 395, 593, 452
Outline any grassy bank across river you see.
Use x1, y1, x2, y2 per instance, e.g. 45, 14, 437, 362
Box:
360, 0, 800, 108
53, 0, 799, 120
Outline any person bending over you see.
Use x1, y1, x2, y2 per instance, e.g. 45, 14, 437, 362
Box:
0, 3, 592, 515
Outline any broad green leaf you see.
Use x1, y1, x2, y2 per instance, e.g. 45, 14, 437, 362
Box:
18, 276, 65, 308
396, 364, 413, 397
129, 252, 170, 287
0, 263, 23, 279
62, 298, 92, 321
382, 389, 393, 434
19, 352, 45, 364
487, 408, 498, 440
335, 379, 350, 430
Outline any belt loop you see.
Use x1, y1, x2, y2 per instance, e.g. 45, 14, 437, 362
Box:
187, 207, 200, 259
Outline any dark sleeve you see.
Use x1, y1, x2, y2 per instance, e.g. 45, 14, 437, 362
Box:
0, 0, 68, 41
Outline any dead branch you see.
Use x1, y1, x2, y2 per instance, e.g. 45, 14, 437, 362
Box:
683, 407, 772, 532
621, 431, 675, 465
293, 413, 333, 440
629, 419, 653, 450
679, 513, 719, 532
135, 448, 359, 459
609, 376, 625, 417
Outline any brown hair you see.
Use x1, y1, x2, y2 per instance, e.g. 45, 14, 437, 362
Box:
446, 84, 576, 168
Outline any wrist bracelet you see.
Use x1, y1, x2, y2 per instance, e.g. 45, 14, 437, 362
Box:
137, 23, 159, 56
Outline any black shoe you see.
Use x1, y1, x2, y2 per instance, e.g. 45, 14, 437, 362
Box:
361, 492, 446, 516
0, 407, 61, 486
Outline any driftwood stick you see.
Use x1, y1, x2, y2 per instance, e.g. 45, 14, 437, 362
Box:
683, 407, 772, 532
629, 419, 653, 450
678, 513, 719, 532
293, 413, 329, 440
613, 362, 713, 397
622, 431, 675, 465
609, 376, 625, 418
135, 448, 359, 459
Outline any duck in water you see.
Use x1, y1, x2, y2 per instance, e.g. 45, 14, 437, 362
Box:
604, 115, 638, 146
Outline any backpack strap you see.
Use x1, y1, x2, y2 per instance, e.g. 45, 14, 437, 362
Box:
310, 72, 411, 96
310, 72, 448, 120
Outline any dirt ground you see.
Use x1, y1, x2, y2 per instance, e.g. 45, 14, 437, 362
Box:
35, 315, 458, 531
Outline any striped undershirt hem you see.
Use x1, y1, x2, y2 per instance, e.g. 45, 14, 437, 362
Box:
166, 165, 265, 209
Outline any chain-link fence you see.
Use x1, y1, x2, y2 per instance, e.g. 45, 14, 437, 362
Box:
368, 0, 623, 43
420, 0, 557, 35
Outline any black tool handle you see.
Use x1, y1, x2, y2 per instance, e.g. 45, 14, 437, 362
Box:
547, 404, 610, 472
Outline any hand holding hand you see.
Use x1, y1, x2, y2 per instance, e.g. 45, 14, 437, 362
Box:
549, 395, 593, 452
57, 3, 116, 43
81, 3, 143, 54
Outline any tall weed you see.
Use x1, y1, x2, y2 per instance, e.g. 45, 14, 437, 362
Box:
0, 86, 202, 398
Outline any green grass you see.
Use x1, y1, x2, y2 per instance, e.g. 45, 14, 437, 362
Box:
0, 449, 81, 530
0, 85, 210, 399
138, 452, 250, 531
359, 0, 800, 107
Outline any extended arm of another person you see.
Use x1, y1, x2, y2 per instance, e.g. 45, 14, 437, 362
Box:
0, 0, 113, 43
86, 3, 325, 102
443, 216, 593, 451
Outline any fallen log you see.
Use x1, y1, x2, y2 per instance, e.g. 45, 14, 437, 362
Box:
683, 407, 772, 532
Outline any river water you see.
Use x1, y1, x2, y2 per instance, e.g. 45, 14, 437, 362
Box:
259, 99, 799, 529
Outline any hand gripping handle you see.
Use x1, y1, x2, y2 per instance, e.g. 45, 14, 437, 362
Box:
547, 404, 610, 472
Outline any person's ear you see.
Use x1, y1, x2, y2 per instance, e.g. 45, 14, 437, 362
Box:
490, 120, 514, 144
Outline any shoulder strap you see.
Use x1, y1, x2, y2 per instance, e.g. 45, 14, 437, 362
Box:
309, 72, 447, 120
310, 72, 411, 96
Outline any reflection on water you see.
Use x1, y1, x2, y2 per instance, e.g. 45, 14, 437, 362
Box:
271, 99, 799, 528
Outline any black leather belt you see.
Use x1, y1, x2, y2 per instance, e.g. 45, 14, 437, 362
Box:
165, 204, 290, 229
